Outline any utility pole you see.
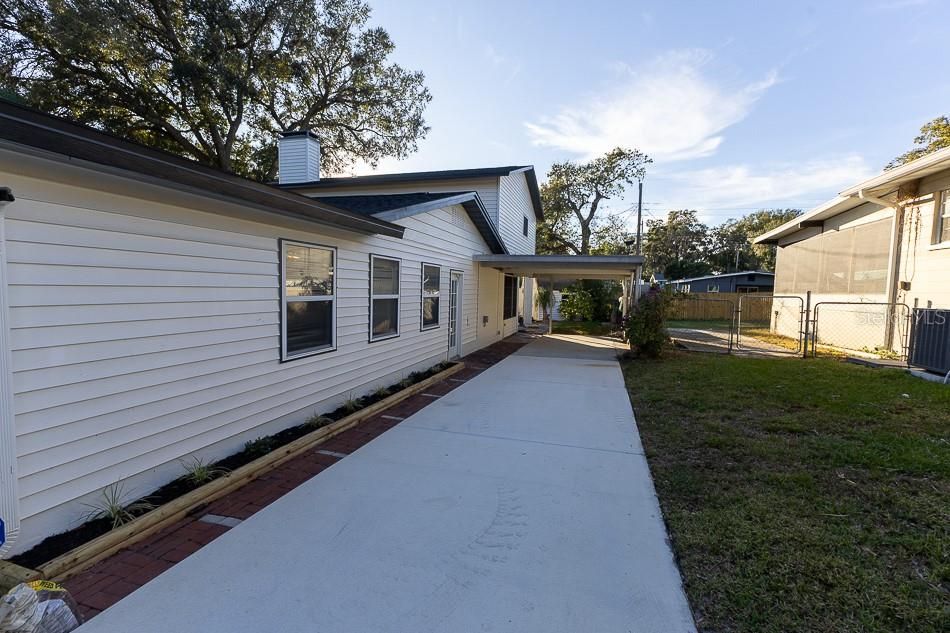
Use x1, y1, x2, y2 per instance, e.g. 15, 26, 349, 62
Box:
635, 180, 643, 255
634, 179, 644, 303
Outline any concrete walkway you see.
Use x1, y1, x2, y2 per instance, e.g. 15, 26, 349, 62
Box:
77, 336, 695, 633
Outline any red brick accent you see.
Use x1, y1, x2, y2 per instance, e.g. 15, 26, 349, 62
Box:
62, 334, 536, 619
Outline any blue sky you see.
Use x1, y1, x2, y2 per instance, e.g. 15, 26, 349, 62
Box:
359, 0, 950, 226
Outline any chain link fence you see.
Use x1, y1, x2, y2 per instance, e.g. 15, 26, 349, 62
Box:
810, 301, 911, 361
665, 291, 914, 362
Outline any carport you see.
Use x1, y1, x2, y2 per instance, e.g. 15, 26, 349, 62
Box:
473, 254, 645, 330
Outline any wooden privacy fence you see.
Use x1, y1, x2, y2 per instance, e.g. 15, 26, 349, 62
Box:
669, 293, 775, 322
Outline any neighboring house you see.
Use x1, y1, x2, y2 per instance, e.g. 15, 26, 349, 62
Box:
0, 101, 641, 556
754, 147, 950, 351
667, 271, 775, 293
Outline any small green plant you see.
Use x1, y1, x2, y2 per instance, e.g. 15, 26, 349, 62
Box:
536, 286, 554, 320
625, 286, 670, 358
342, 394, 362, 412
397, 377, 413, 389
306, 414, 334, 429
373, 386, 391, 398
82, 482, 156, 529
244, 436, 279, 458
180, 456, 228, 486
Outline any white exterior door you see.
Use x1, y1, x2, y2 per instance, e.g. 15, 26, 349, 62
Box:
448, 271, 463, 358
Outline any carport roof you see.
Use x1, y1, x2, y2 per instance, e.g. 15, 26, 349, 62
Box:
473, 254, 643, 279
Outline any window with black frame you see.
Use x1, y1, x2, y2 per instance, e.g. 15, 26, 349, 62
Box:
371, 255, 400, 340
421, 263, 441, 329
503, 275, 518, 319
281, 241, 335, 360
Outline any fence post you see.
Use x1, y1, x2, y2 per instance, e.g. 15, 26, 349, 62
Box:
802, 290, 811, 359
908, 298, 919, 368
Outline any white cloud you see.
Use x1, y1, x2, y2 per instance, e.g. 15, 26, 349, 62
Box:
654, 155, 874, 215
525, 50, 778, 162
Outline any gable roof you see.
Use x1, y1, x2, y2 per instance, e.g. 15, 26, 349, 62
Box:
316, 191, 507, 254
277, 166, 545, 221
0, 99, 403, 238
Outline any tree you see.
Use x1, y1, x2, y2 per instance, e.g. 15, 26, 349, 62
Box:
536, 147, 651, 255
888, 116, 950, 169
642, 210, 711, 279
0, 0, 431, 179
707, 209, 801, 273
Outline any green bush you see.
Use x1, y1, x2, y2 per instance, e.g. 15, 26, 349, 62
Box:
559, 280, 621, 321
559, 287, 595, 321
625, 286, 670, 357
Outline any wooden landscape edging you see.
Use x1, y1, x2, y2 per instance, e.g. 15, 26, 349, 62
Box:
0, 559, 43, 593
35, 362, 465, 582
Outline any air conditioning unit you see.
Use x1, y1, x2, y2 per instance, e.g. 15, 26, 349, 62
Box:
909, 308, 950, 374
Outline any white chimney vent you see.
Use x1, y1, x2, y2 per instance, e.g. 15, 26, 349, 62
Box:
278, 130, 321, 184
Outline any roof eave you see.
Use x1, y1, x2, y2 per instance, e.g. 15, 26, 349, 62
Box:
0, 100, 403, 238
839, 146, 950, 198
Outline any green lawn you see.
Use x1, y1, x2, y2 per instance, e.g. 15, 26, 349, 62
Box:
622, 353, 949, 633
550, 320, 618, 336
667, 319, 733, 331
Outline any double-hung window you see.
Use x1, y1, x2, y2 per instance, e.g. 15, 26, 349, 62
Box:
421, 263, 441, 330
371, 255, 400, 340
935, 190, 950, 245
281, 240, 335, 360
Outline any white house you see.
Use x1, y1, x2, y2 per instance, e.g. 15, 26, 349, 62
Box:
0, 100, 642, 557
755, 147, 950, 352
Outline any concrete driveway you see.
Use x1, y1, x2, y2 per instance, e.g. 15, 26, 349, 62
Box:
77, 335, 695, 632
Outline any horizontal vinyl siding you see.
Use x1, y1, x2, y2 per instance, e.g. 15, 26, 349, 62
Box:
2, 167, 490, 546
498, 172, 536, 255
899, 194, 950, 309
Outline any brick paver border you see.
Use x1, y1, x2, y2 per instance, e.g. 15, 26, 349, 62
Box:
62, 334, 537, 621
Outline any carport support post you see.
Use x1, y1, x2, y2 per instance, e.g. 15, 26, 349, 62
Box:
548, 277, 554, 334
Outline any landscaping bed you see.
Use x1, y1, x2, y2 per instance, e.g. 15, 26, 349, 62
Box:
623, 352, 949, 633
10, 362, 457, 571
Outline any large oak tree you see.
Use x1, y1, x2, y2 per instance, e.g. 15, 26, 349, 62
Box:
536, 147, 651, 255
0, 0, 431, 179
888, 115, 950, 169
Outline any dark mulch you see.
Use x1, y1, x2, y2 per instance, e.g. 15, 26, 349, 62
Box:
10, 361, 457, 569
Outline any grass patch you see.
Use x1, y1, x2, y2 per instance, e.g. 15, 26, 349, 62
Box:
551, 320, 618, 337
622, 352, 949, 633
667, 319, 733, 331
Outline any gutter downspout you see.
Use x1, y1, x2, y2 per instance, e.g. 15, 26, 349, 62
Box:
0, 189, 19, 557
857, 189, 903, 351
